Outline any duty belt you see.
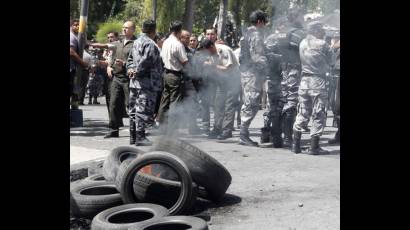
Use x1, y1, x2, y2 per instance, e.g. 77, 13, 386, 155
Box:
165, 68, 183, 77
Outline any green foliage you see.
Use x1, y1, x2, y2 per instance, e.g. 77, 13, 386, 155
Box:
115, 0, 145, 24
155, 0, 185, 33
192, 0, 220, 35
69, 0, 340, 40
95, 20, 123, 43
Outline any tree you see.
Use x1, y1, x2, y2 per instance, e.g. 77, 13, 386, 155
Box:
192, 0, 220, 35
183, 0, 196, 32
217, 0, 228, 40
70, 0, 125, 39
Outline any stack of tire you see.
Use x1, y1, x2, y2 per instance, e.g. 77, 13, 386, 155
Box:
70, 137, 232, 230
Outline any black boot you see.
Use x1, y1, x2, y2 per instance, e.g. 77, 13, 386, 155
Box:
217, 131, 232, 140
239, 127, 258, 147
135, 131, 153, 146
328, 117, 340, 144
88, 97, 92, 105
271, 135, 283, 148
93, 97, 100, 104
260, 127, 271, 144
271, 115, 283, 148
309, 136, 329, 155
104, 129, 119, 138
291, 130, 302, 153
129, 122, 136, 145
282, 113, 294, 148
328, 129, 340, 144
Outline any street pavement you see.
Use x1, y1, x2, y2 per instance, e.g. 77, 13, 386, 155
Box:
70, 96, 340, 230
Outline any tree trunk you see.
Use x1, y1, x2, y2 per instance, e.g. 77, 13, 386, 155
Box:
183, 0, 196, 32
108, 0, 117, 20
152, 0, 157, 21
233, 0, 241, 37
217, 0, 228, 40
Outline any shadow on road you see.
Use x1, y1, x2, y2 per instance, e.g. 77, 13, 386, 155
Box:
70, 119, 109, 137
191, 193, 242, 219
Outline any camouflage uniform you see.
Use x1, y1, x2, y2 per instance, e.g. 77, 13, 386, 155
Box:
87, 70, 103, 98
127, 33, 163, 135
328, 44, 340, 143
261, 32, 285, 144
293, 34, 333, 137
239, 25, 267, 133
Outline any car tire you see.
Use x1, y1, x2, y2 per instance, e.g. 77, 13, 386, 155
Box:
90, 203, 169, 230
116, 151, 195, 215
70, 181, 123, 218
102, 146, 145, 182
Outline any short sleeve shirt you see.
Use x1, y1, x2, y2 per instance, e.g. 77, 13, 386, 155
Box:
160, 34, 188, 71
70, 31, 79, 71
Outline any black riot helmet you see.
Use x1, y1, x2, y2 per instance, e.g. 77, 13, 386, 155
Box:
249, 10, 267, 25
142, 19, 156, 34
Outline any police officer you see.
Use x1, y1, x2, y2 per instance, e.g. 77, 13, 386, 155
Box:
126, 20, 162, 146
238, 10, 268, 147
292, 21, 334, 155
95, 21, 137, 138
156, 21, 189, 133
262, 30, 285, 148
201, 38, 241, 140
262, 7, 307, 148
180, 30, 202, 135
328, 35, 340, 144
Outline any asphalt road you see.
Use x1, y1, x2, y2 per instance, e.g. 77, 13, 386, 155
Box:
70, 96, 340, 230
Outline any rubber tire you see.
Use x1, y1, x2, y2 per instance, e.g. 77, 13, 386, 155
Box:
85, 174, 106, 182
103, 146, 145, 182
150, 137, 232, 202
116, 151, 195, 215
70, 180, 123, 218
131, 172, 199, 211
129, 216, 208, 230
90, 203, 169, 230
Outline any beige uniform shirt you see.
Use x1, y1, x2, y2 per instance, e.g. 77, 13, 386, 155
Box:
161, 34, 188, 71
215, 43, 240, 76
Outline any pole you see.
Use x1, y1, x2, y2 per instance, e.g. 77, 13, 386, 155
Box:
71, 0, 89, 127
72, 0, 89, 110
153, 0, 157, 21
217, 0, 227, 41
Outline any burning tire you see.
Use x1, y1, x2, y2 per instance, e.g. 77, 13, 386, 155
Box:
116, 151, 195, 215
90, 203, 169, 230
130, 172, 199, 211
103, 146, 145, 182
70, 181, 123, 218
129, 216, 208, 230
150, 137, 231, 202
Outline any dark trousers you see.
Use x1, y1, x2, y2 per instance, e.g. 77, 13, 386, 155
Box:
70, 69, 76, 98
108, 77, 129, 130
157, 72, 184, 127
103, 77, 113, 115
79, 69, 90, 103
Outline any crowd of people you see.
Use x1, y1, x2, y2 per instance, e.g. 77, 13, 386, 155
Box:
69, 7, 340, 155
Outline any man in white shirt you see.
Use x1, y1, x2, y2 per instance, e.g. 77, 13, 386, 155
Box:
156, 21, 188, 133
201, 38, 241, 140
